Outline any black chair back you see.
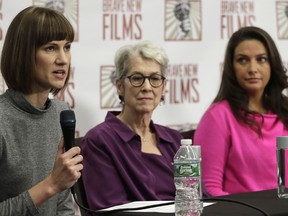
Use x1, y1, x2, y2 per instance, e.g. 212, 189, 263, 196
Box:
180, 129, 196, 140
74, 137, 90, 216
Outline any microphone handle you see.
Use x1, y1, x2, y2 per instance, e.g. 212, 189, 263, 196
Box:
63, 127, 75, 151
62, 127, 76, 195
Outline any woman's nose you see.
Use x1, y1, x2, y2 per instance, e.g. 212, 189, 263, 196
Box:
141, 77, 153, 89
56, 50, 69, 65
248, 60, 258, 74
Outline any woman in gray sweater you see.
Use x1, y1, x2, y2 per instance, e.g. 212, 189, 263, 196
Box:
0, 6, 83, 216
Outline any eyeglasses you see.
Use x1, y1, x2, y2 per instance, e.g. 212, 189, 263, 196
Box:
125, 73, 166, 88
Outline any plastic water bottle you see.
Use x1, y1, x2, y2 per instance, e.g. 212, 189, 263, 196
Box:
174, 139, 203, 216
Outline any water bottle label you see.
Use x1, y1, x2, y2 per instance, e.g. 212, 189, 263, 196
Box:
174, 162, 200, 177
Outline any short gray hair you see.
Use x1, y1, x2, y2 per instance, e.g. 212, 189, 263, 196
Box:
114, 40, 169, 80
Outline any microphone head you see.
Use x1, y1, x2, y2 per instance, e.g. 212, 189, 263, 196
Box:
60, 110, 76, 151
60, 109, 76, 127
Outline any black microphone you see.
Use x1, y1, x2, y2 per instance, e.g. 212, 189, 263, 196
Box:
60, 109, 76, 195
60, 109, 76, 152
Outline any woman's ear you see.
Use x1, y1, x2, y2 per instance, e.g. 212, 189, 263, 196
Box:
161, 79, 167, 95
116, 79, 125, 104
115, 79, 122, 95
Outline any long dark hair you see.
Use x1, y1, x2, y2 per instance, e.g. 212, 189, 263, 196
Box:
214, 26, 288, 135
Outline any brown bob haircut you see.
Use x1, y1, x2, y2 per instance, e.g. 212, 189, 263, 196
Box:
1, 6, 74, 95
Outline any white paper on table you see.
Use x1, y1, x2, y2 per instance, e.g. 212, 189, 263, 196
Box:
99, 201, 215, 213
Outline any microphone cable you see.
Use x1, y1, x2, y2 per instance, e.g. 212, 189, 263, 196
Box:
202, 197, 270, 216
71, 189, 271, 216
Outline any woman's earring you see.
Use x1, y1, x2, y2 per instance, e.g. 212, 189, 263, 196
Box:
118, 95, 124, 105
159, 95, 165, 106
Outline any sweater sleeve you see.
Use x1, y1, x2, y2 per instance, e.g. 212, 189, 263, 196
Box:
55, 190, 75, 216
194, 103, 231, 197
0, 180, 74, 216
0, 191, 39, 216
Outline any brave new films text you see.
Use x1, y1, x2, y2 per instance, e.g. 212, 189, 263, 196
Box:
103, 0, 142, 40
221, 0, 255, 39
165, 63, 199, 105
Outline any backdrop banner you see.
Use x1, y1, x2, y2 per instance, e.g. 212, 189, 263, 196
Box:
1, 0, 288, 137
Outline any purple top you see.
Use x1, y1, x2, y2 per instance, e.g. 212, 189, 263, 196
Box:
81, 111, 182, 210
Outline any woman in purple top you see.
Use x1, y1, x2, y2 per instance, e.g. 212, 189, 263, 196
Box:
81, 41, 182, 210
194, 26, 288, 197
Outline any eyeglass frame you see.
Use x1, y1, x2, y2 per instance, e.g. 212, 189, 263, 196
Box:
123, 73, 166, 88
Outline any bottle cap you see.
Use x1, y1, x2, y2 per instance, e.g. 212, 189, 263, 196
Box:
276, 136, 288, 149
181, 139, 192, 145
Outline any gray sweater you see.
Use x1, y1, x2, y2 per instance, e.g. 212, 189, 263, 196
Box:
0, 89, 75, 216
